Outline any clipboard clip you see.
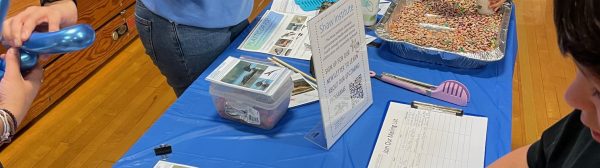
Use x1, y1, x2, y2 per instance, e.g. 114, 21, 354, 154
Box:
411, 101, 464, 116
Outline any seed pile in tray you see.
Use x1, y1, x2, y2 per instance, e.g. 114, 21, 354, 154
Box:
387, 0, 503, 53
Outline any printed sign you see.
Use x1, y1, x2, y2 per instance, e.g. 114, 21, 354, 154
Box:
304, 0, 373, 149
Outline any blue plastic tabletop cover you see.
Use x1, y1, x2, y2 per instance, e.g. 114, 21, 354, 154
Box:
115, 9, 518, 168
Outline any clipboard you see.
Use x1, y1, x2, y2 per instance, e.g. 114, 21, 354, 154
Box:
367, 101, 488, 168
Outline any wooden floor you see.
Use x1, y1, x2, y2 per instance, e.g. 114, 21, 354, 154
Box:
511, 0, 576, 149
0, 39, 177, 167
0, 0, 576, 166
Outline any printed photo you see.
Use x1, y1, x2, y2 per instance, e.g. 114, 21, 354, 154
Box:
286, 23, 303, 31
281, 31, 297, 39
291, 15, 308, 24
220, 61, 270, 91
284, 49, 293, 56
275, 39, 293, 47
269, 46, 286, 55
250, 79, 273, 90
289, 73, 319, 108
292, 77, 316, 96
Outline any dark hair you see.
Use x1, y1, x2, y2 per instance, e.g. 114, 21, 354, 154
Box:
555, 0, 600, 72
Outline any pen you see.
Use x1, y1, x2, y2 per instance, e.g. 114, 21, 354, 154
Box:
268, 57, 317, 85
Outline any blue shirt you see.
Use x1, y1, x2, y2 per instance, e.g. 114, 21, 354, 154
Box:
140, 0, 254, 28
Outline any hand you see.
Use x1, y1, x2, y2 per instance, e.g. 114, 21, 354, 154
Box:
2, 0, 77, 47
0, 48, 43, 125
489, 0, 507, 12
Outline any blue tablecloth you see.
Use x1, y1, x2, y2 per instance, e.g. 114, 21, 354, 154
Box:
115, 9, 517, 168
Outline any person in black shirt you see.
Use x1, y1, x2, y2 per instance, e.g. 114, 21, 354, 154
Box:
490, 0, 600, 167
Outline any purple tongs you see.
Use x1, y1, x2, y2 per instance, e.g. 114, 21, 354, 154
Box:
370, 71, 470, 106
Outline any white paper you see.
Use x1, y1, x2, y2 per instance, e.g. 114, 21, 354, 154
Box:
272, 0, 318, 17
239, 10, 312, 60
365, 34, 377, 44
378, 0, 391, 16
289, 73, 319, 108
154, 160, 197, 168
368, 102, 488, 168
308, 0, 373, 149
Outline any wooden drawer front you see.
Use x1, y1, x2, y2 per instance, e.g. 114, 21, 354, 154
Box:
78, 0, 125, 30
122, 0, 135, 9
21, 4, 138, 129
43, 0, 134, 66
2, 0, 132, 66
5, 0, 130, 30
6, 0, 37, 17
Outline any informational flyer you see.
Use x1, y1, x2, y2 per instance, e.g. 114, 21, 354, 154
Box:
239, 10, 312, 60
305, 0, 373, 149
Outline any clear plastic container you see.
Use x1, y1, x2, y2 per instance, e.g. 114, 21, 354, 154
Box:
209, 72, 293, 130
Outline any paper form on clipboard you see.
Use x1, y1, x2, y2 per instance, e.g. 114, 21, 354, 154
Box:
368, 101, 488, 168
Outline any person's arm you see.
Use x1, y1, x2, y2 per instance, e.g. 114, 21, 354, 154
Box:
487, 144, 530, 168
0, 48, 43, 143
2, 0, 77, 47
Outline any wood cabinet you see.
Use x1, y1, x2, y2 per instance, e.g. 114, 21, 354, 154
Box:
5, 0, 139, 130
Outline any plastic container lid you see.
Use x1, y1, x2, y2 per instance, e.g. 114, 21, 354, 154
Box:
209, 75, 293, 111
295, 0, 338, 11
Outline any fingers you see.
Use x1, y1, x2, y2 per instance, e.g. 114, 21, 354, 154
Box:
47, 11, 61, 32
489, 0, 506, 10
2, 8, 30, 47
1, 6, 62, 47
2, 18, 14, 46
3, 48, 22, 80
20, 9, 48, 41
489, 0, 502, 5
10, 17, 24, 47
6, 7, 36, 47
23, 64, 43, 92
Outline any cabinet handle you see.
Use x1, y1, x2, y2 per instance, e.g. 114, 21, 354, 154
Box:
112, 24, 129, 41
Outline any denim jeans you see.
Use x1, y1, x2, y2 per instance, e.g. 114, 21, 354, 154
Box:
134, 1, 249, 96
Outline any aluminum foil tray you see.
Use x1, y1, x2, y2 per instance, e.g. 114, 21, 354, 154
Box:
374, 0, 513, 69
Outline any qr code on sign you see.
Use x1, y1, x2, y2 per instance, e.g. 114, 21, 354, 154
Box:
349, 74, 364, 102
